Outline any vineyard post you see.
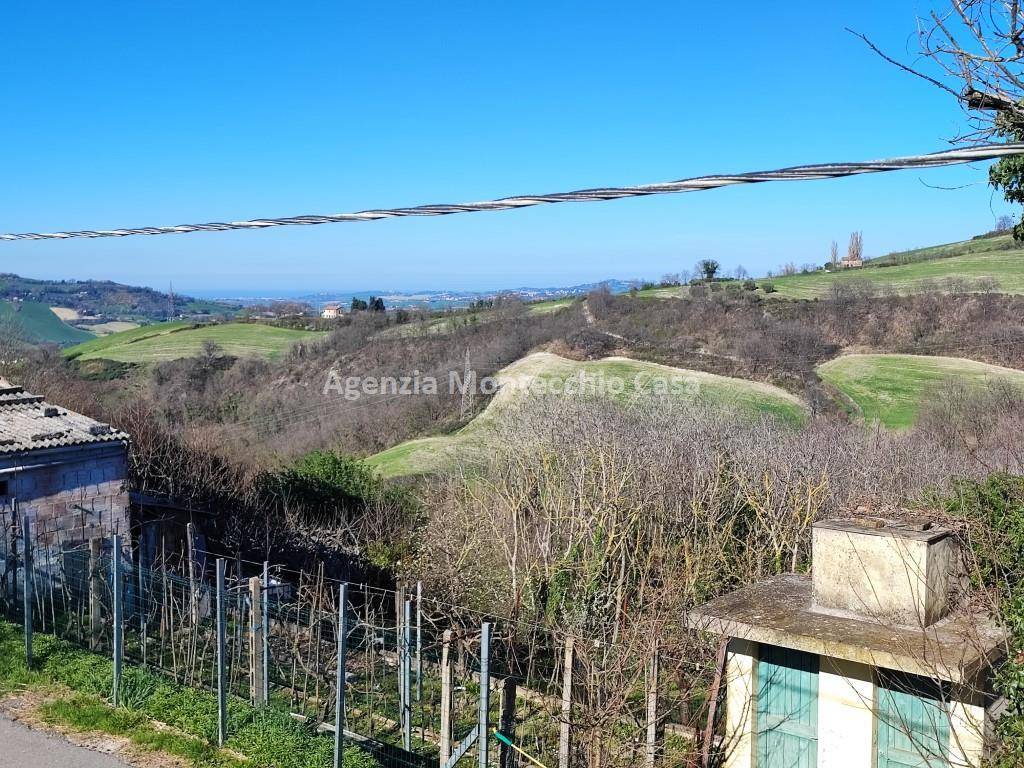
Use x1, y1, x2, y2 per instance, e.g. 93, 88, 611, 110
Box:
477, 622, 492, 768
137, 540, 147, 666
646, 647, 661, 768
416, 581, 423, 743
21, 514, 32, 667
559, 636, 575, 768
112, 534, 123, 707
334, 582, 349, 768
249, 576, 265, 705
440, 629, 453, 766
88, 537, 102, 650
216, 558, 227, 746
262, 560, 270, 704
402, 598, 413, 751
499, 677, 518, 768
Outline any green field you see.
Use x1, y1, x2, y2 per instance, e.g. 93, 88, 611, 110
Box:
65, 321, 325, 362
761, 235, 1024, 299
630, 234, 1024, 301
817, 353, 1024, 429
368, 352, 806, 477
0, 300, 95, 345
527, 297, 575, 314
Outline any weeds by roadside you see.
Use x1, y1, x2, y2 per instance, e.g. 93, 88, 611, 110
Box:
0, 622, 380, 768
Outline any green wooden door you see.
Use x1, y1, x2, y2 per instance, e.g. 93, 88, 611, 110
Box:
876, 674, 950, 768
756, 646, 819, 768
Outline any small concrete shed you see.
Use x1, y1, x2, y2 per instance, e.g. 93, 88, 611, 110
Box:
688, 517, 1005, 768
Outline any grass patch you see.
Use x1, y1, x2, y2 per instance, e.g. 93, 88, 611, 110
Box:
0, 622, 380, 768
38, 694, 244, 767
368, 352, 806, 477
0, 300, 95, 345
757, 236, 1024, 299
65, 321, 325, 363
817, 353, 1024, 429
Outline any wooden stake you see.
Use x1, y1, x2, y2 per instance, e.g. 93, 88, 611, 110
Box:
701, 640, 729, 768
21, 516, 32, 667
645, 648, 660, 768
499, 677, 518, 768
439, 629, 453, 766
112, 535, 123, 708
88, 538, 102, 651
559, 636, 575, 768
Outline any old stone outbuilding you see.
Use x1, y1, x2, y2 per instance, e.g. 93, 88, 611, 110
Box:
0, 379, 129, 548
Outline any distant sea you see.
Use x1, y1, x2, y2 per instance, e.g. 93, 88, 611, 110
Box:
182, 279, 635, 309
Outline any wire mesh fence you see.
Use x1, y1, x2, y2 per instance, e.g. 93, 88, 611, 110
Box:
0, 506, 720, 768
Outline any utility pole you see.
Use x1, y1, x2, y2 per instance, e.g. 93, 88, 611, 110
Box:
460, 348, 474, 419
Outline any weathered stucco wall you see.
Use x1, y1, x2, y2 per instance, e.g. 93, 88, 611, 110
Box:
722, 643, 989, 768
724, 638, 757, 768
812, 522, 955, 627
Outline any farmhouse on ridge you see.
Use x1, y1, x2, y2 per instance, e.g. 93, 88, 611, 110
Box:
689, 515, 1004, 768
321, 302, 343, 319
0, 378, 130, 548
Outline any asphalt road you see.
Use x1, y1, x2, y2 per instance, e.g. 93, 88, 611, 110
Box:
0, 715, 127, 768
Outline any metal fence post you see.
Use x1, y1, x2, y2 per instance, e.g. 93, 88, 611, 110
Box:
334, 582, 349, 768
137, 542, 147, 666
112, 534, 123, 707
21, 515, 32, 667
478, 622, 492, 768
216, 558, 227, 747
402, 598, 413, 751
249, 576, 265, 705
415, 581, 423, 743
262, 560, 270, 704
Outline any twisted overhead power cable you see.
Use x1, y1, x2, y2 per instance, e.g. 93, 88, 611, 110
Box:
2, 143, 1021, 242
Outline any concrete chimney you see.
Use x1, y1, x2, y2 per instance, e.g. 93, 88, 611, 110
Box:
811, 517, 956, 628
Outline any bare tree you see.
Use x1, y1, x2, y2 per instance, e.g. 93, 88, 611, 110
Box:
847, 231, 864, 263
851, 2, 1024, 141
830, 240, 840, 267
997, 213, 1016, 230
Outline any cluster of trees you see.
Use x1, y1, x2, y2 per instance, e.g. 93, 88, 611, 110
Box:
350, 296, 386, 312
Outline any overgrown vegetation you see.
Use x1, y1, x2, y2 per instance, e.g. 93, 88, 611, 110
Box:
939, 475, 1024, 768
0, 622, 380, 768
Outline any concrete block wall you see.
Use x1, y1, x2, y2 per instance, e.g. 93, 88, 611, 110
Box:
0, 443, 130, 547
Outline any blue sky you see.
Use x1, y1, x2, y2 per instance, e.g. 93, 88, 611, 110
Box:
0, 1, 1012, 292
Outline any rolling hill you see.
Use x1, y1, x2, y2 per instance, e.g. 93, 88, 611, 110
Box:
0, 300, 95, 345
367, 352, 806, 477
65, 321, 326, 363
761, 234, 1024, 299
0, 273, 237, 322
631, 234, 1024, 301
817, 353, 1024, 429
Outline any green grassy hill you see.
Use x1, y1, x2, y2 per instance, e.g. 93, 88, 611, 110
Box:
368, 352, 806, 477
817, 353, 1024, 429
0, 300, 95, 345
65, 321, 325, 363
762, 235, 1024, 299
